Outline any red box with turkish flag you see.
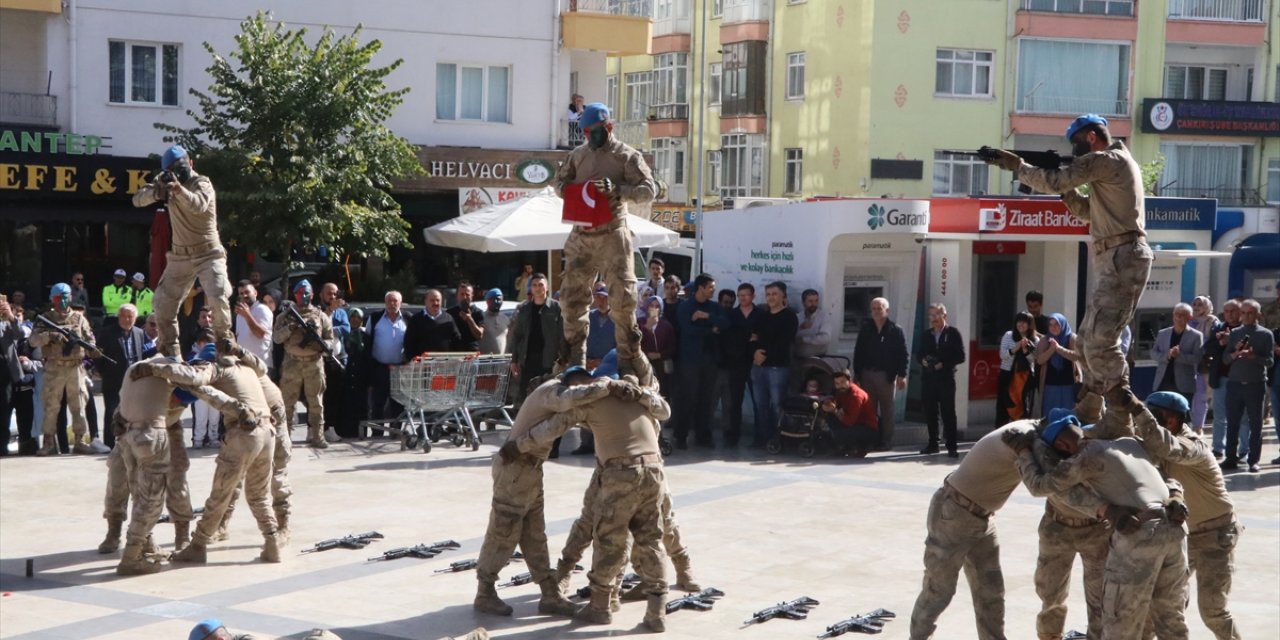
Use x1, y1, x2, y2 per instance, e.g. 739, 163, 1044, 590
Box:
561, 181, 613, 229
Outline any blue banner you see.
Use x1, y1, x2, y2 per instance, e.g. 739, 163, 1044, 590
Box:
1144, 197, 1216, 231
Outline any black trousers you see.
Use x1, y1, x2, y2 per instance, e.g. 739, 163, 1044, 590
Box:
675, 361, 718, 444
994, 369, 1013, 428
101, 382, 123, 448
922, 373, 958, 452
1226, 380, 1265, 465
0, 380, 12, 454
368, 362, 403, 438
724, 367, 752, 441
322, 360, 345, 435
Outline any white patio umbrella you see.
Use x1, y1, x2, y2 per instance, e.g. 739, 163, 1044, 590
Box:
423, 187, 680, 253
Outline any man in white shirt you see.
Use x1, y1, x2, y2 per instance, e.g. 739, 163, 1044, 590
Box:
234, 282, 273, 371
794, 288, 831, 359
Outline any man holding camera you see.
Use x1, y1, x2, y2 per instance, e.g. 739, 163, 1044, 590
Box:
132, 145, 232, 358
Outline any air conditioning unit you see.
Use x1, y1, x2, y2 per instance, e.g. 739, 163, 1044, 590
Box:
733, 197, 795, 210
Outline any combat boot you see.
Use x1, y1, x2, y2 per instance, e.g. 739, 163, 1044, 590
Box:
116, 543, 164, 576
72, 441, 95, 455
621, 584, 647, 602
36, 441, 59, 456
275, 512, 290, 547
573, 588, 613, 625
260, 533, 281, 563
672, 555, 701, 592
1073, 391, 1104, 425
171, 541, 208, 564
211, 525, 229, 542
643, 595, 666, 632
537, 578, 578, 616
173, 521, 190, 552
307, 428, 329, 449
98, 519, 124, 554
473, 581, 513, 616
554, 558, 575, 595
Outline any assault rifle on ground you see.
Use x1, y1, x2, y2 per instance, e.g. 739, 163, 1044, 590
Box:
285, 305, 344, 372
301, 531, 384, 553
816, 608, 896, 638
574, 573, 640, 599
368, 540, 460, 562
745, 596, 820, 624
499, 563, 583, 588
434, 551, 524, 574
157, 507, 204, 524
35, 315, 116, 365
665, 587, 725, 614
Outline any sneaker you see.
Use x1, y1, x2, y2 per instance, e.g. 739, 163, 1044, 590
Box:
324, 427, 341, 443
89, 438, 111, 454
1248, 463, 1260, 473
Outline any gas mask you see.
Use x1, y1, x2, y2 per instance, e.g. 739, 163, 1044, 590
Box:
587, 126, 609, 150
1071, 137, 1092, 158
487, 297, 503, 312
54, 295, 70, 312
171, 157, 194, 182
295, 286, 313, 307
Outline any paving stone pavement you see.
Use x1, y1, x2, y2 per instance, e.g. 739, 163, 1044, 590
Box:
2, 423, 1277, 639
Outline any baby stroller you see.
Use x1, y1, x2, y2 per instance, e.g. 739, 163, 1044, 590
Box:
766, 355, 850, 458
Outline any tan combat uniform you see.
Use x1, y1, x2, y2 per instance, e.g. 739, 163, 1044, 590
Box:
520, 390, 673, 630
274, 304, 334, 447
1017, 141, 1152, 430
1018, 437, 1189, 640
132, 172, 231, 356
28, 308, 95, 454
553, 138, 656, 384
1135, 406, 1240, 640
473, 378, 613, 615
148, 357, 281, 562
216, 352, 294, 541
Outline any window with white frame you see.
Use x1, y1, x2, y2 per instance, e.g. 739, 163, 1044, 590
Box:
785, 52, 806, 100
1016, 38, 1130, 115
935, 49, 993, 97
709, 63, 722, 106
933, 151, 989, 196
721, 133, 765, 198
624, 71, 653, 122
712, 0, 723, 17
706, 150, 722, 194
653, 52, 689, 117
606, 75, 619, 114
652, 138, 686, 192
784, 148, 803, 194
109, 41, 180, 106
1159, 143, 1254, 204
436, 63, 511, 123
1025, 0, 1134, 16
1165, 65, 1228, 100
1268, 158, 1280, 203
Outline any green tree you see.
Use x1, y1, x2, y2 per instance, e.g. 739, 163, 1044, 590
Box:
157, 12, 423, 261
1141, 154, 1166, 196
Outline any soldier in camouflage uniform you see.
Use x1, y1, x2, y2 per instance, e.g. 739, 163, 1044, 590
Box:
553, 103, 656, 386
132, 145, 233, 356
987, 115, 1152, 433
134, 349, 281, 564
473, 371, 627, 618
28, 282, 96, 456
1134, 392, 1241, 640
274, 280, 334, 449
508, 369, 673, 632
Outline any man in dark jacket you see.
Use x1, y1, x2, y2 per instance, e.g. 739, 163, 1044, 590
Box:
747, 281, 797, 448
916, 303, 966, 457
718, 284, 760, 446
0, 294, 24, 456
853, 297, 909, 450
403, 289, 461, 360
97, 303, 148, 449
674, 274, 728, 448
509, 274, 563, 404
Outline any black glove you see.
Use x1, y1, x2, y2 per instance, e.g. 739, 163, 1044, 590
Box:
159, 171, 177, 184
1105, 504, 1141, 535
1105, 384, 1135, 410
983, 148, 1022, 172
1165, 497, 1188, 525
607, 379, 642, 402
235, 403, 259, 430
592, 178, 615, 194
498, 440, 520, 464
217, 338, 244, 358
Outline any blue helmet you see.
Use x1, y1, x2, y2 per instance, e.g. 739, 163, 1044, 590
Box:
560, 365, 590, 382
189, 343, 217, 364
189, 619, 225, 640
593, 349, 619, 380
293, 279, 312, 295
1145, 391, 1190, 416
172, 388, 198, 407
484, 288, 503, 301
1066, 114, 1108, 141
50, 282, 71, 300
161, 144, 188, 170
579, 103, 610, 130
1041, 412, 1081, 446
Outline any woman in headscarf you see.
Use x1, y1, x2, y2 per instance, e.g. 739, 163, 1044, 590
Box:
996, 311, 1040, 426
1034, 312, 1080, 418
639, 295, 676, 395
1189, 295, 1217, 433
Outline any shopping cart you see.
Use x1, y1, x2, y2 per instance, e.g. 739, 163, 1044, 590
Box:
464, 354, 515, 432
384, 354, 479, 453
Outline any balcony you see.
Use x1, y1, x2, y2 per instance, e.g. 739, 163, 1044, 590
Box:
614, 120, 649, 150
723, 0, 770, 23
1017, 94, 1129, 117
648, 103, 689, 120
562, 0, 653, 56
1168, 0, 1264, 22
1019, 0, 1134, 16
0, 91, 57, 128
1156, 186, 1266, 207
557, 119, 586, 149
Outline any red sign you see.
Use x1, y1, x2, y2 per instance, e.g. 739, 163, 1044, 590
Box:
931, 198, 1090, 237
969, 341, 1000, 400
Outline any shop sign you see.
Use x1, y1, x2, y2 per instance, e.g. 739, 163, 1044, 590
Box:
396, 146, 569, 192
1142, 99, 1280, 137
976, 200, 1088, 236
649, 205, 703, 233
1144, 197, 1215, 231
458, 187, 541, 214
863, 200, 929, 234
0, 150, 153, 199
0, 128, 106, 155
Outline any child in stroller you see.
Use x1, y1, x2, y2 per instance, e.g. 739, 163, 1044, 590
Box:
765, 355, 849, 458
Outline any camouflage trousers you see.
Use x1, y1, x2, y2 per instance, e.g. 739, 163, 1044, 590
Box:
1186, 519, 1242, 640
153, 246, 231, 356
220, 423, 294, 527
280, 355, 326, 434
107, 427, 173, 546
1101, 518, 1188, 640
560, 225, 652, 385
1079, 240, 1152, 395
561, 466, 691, 568
104, 425, 194, 528
586, 463, 668, 599
40, 364, 87, 443
475, 456, 552, 585
1034, 510, 1110, 640
909, 488, 1005, 640
191, 423, 277, 546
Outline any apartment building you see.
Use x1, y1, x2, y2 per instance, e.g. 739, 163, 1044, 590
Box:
0, 0, 649, 296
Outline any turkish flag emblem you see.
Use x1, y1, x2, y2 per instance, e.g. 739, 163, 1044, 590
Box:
561, 182, 613, 229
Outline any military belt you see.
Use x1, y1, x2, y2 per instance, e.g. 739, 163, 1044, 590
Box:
171, 241, 223, 256
1046, 502, 1103, 528
942, 480, 992, 519
1189, 511, 1235, 534
1093, 231, 1144, 255
601, 453, 662, 468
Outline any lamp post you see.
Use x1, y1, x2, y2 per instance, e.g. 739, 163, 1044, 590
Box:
692, 0, 709, 275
